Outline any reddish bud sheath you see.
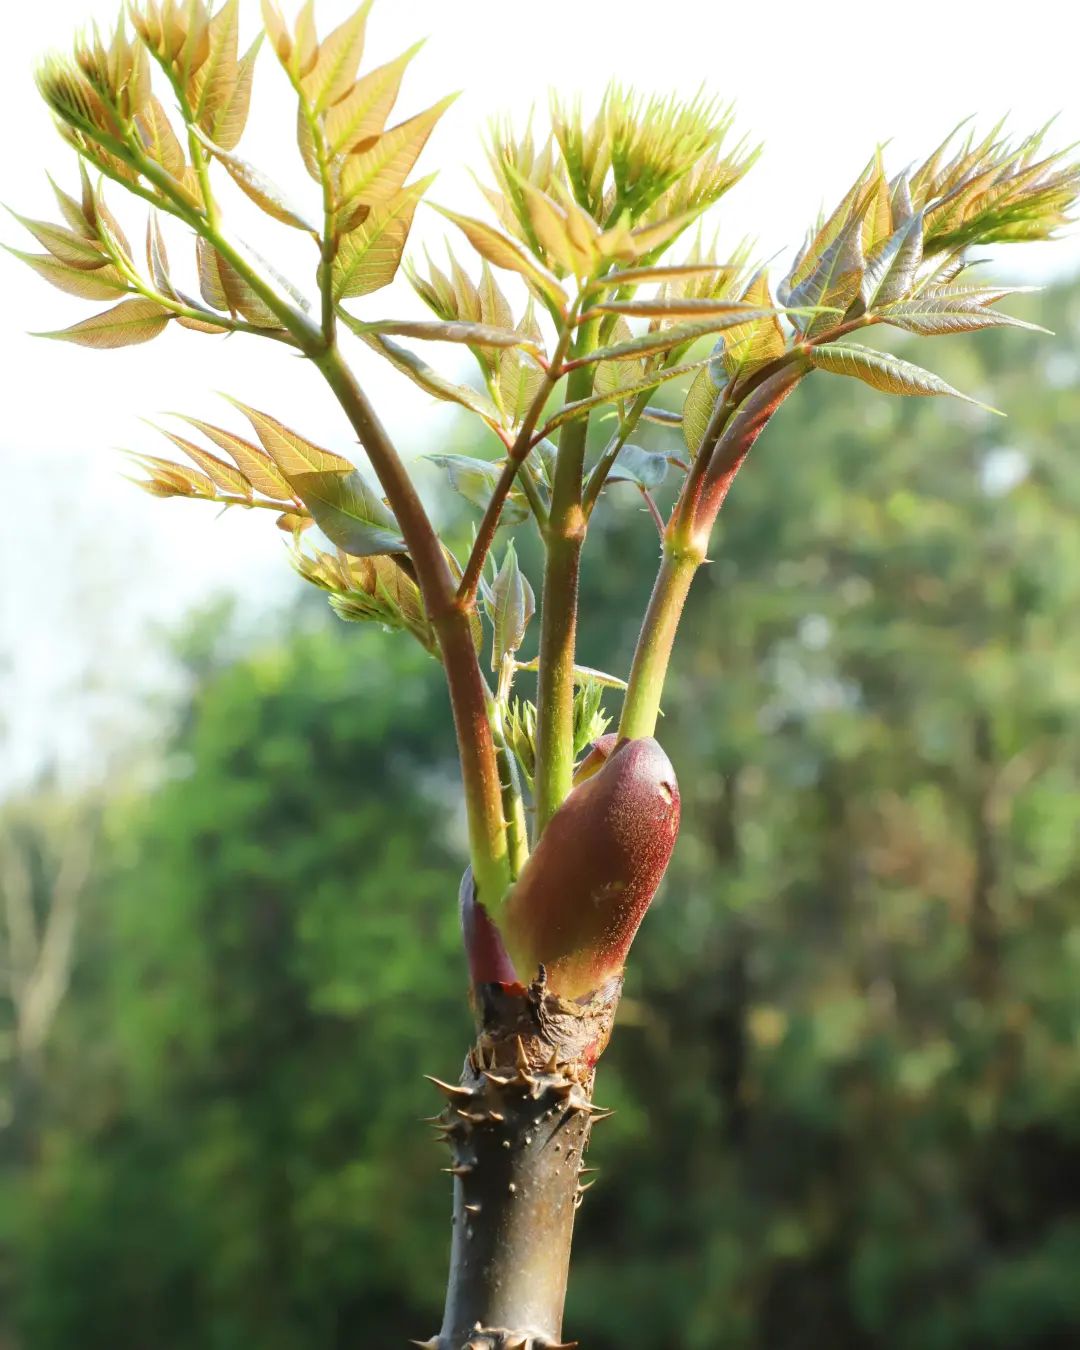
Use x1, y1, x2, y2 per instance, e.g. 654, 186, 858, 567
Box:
501, 737, 680, 999
458, 867, 520, 988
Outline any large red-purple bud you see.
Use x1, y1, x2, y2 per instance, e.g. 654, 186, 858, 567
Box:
501, 737, 680, 999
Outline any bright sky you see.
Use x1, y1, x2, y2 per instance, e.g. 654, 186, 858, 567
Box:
2, 0, 1078, 793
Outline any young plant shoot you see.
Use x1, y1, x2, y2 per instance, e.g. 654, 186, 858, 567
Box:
13, 2, 1079, 1344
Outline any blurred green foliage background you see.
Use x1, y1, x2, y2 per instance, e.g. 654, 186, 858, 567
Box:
2, 282, 1079, 1350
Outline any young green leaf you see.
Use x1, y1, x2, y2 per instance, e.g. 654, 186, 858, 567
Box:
35, 297, 171, 348
134, 96, 186, 179
807, 340, 1001, 411
486, 542, 535, 671
721, 271, 785, 376
344, 317, 538, 350
541, 355, 715, 435
603, 443, 669, 491
425, 454, 529, 521
861, 211, 924, 310
291, 468, 406, 556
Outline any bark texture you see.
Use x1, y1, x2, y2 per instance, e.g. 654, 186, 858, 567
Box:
416, 973, 621, 1350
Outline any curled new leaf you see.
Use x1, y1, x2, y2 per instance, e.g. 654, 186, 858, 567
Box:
486, 543, 535, 671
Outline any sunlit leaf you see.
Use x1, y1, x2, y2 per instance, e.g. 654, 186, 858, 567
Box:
579, 310, 778, 365
133, 95, 186, 179
36, 297, 171, 348
156, 428, 255, 498
195, 131, 316, 230
791, 203, 869, 335
861, 211, 924, 309
331, 176, 432, 299
720, 270, 786, 376
356, 331, 501, 422
807, 340, 1000, 411
195, 237, 282, 327
542, 355, 713, 434
145, 212, 174, 295
340, 96, 456, 206
300, 1, 372, 110
497, 301, 546, 424
877, 297, 1050, 336
125, 451, 214, 497
325, 42, 423, 154
175, 416, 295, 498
592, 296, 768, 319
344, 316, 538, 350
5, 246, 128, 299
10, 211, 108, 268
432, 205, 567, 310
293, 468, 406, 555
682, 360, 723, 454
209, 33, 260, 150
225, 399, 356, 475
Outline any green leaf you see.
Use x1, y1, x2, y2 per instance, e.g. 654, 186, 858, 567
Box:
5, 246, 128, 300
721, 271, 785, 376
294, 469, 406, 556
425, 453, 528, 522
224, 399, 404, 555
807, 341, 1001, 411
586, 261, 740, 292
877, 297, 1050, 337
331, 177, 432, 299
358, 331, 501, 422
208, 34, 260, 151
35, 297, 171, 348
195, 238, 282, 327
486, 542, 535, 670
497, 302, 546, 424
603, 442, 669, 491
432, 204, 567, 311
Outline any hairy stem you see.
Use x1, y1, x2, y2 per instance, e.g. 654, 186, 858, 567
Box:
618, 543, 702, 739
621, 364, 808, 742
313, 345, 511, 902
533, 358, 594, 835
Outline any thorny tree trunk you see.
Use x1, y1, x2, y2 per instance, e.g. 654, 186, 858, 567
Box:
416, 973, 621, 1350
